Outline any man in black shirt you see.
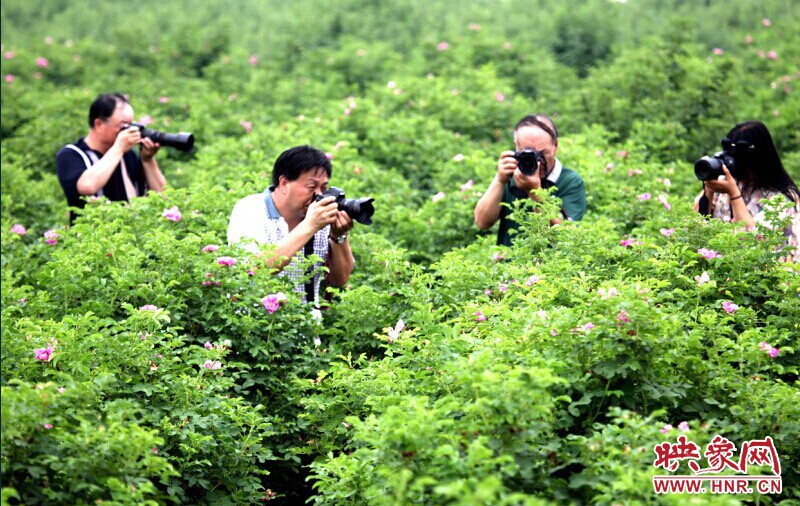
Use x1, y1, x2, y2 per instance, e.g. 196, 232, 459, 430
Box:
56, 93, 167, 223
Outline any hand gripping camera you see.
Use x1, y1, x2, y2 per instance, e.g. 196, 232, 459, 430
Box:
314, 187, 375, 225
129, 122, 194, 152
694, 151, 736, 181
514, 148, 545, 176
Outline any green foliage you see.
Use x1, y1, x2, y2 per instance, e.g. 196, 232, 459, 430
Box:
2, 1, 799, 504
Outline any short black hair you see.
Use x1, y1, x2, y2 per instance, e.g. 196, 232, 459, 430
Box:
88, 93, 128, 128
271, 145, 332, 188
514, 114, 559, 143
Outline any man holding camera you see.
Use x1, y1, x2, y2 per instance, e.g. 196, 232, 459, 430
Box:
227, 145, 355, 305
474, 114, 586, 246
56, 93, 167, 224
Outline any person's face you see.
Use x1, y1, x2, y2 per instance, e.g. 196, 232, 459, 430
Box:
96, 102, 134, 145
280, 167, 330, 215
514, 125, 558, 175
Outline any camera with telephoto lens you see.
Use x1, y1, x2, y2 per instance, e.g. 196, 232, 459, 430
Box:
514, 148, 545, 176
694, 151, 736, 181
314, 187, 375, 225
128, 122, 194, 152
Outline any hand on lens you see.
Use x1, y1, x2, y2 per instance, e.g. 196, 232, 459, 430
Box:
139, 137, 161, 160
330, 210, 353, 239
513, 162, 543, 193
496, 151, 517, 184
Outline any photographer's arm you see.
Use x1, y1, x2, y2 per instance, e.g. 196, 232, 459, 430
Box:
76, 127, 140, 195
474, 151, 517, 229
326, 211, 354, 287
265, 198, 339, 273
140, 138, 166, 192
704, 166, 756, 229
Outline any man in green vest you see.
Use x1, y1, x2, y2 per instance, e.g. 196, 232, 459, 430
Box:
474, 114, 587, 246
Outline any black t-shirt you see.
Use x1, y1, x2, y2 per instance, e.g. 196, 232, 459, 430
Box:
56, 138, 146, 222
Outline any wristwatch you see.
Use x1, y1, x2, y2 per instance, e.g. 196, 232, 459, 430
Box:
333, 233, 348, 244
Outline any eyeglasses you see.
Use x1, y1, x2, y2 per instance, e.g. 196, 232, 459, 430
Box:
721, 137, 755, 154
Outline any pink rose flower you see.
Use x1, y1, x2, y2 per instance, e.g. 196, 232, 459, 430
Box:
158, 96, 169, 103
473, 311, 486, 322
216, 256, 237, 266
34, 344, 55, 362
484, 289, 493, 296
249, 54, 258, 65
619, 238, 640, 248
452, 153, 464, 162
140, 305, 159, 311
11, 224, 27, 235
712, 48, 724, 55
431, 192, 445, 203
495, 92, 505, 102
694, 271, 710, 286
239, 120, 253, 133
43, 423, 53, 430
437, 41, 449, 51
162, 206, 182, 222
525, 275, 540, 286
762, 18, 771, 27
628, 169, 643, 176
203, 360, 222, 370
677, 421, 690, 432
4, 74, 14, 83
491, 251, 505, 262
261, 292, 287, 314
758, 341, 771, 351
460, 179, 474, 192
3, 51, 13, 59
204, 341, 213, 349
698, 248, 722, 259
43, 229, 59, 245
35, 57, 49, 68
498, 283, 508, 293
387, 319, 405, 342
202, 244, 220, 253
598, 287, 618, 298
768, 347, 780, 358
658, 194, 671, 210
660, 424, 673, 434
722, 301, 739, 314
767, 50, 778, 61
637, 193, 651, 201
660, 228, 675, 237
616, 310, 631, 323
138, 115, 153, 126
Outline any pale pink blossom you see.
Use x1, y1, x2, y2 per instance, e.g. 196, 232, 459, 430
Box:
628, 169, 643, 176
43, 423, 53, 430
3, 51, 14, 59
216, 256, 236, 266
658, 194, 671, 210
550, 329, 557, 336
598, 287, 618, 298
712, 48, 724, 56
387, 80, 397, 89
431, 192, 445, 203
491, 251, 505, 262
768, 347, 780, 358
663, 178, 671, 187
694, 271, 710, 285
202, 244, 220, 253
4, 74, 14, 83
637, 193, 651, 201
203, 360, 221, 370
325, 152, 334, 160
498, 283, 508, 293
473, 311, 486, 322
660, 424, 673, 434
767, 50, 778, 61
239, 120, 252, 133
468, 23, 481, 31
722, 301, 739, 314
162, 206, 182, 222
452, 153, 464, 162
248, 54, 258, 65
158, 96, 169, 103
525, 275, 540, 286
677, 421, 690, 432
437, 41, 450, 51
138, 115, 153, 126
204, 341, 213, 349
744, 35, 753, 44
35, 57, 49, 68
11, 224, 27, 235
595, 150, 603, 157
616, 310, 631, 323
140, 305, 159, 311
762, 18, 772, 27
484, 289, 493, 296
698, 248, 722, 259
57, 387, 66, 393
660, 228, 675, 237
387, 319, 405, 342
43, 229, 59, 245
460, 179, 474, 192
495, 92, 505, 102
619, 238, 640, 248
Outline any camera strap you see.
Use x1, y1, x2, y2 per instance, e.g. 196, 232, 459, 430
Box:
303, 238, 316, 306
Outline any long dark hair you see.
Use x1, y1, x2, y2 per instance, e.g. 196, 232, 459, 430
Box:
726, 120, 799, 203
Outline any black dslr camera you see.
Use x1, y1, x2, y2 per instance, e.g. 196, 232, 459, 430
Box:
314, 187, 375, 225
514, 148, 544, 176
129, 122, 194, 152
694, 151, 736, 181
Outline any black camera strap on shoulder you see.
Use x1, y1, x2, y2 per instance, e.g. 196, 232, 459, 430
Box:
303, 237, 316, 305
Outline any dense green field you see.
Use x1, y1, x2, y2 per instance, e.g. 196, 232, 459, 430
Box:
2, 1, 799, 504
